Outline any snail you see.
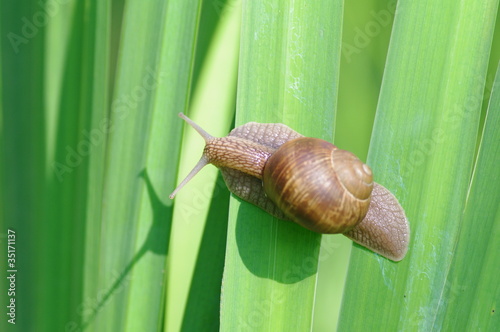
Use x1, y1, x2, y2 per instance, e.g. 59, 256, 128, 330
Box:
170, 113, 409, 261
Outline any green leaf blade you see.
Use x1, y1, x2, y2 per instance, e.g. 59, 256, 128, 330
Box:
221, 0, 343, 330
440, 64, 500, 331
165, 3, 240, 331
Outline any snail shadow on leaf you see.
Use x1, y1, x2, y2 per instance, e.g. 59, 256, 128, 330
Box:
180, 172, 229, 332
79, 169, 172, 330
234, 198, 321, 285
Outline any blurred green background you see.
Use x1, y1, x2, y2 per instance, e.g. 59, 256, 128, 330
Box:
1, 0, 499, 331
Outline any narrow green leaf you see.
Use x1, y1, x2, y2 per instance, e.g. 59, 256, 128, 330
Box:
72, 2, 111, 331
165, 2, 239, 331
440, 64, 500, 331
339, 0, 498, 330
221, 0, 343, 330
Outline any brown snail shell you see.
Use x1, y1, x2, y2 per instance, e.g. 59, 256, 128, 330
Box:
263, 137, 373, 234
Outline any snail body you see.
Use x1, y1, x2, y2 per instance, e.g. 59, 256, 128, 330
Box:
170, 113, 409, 261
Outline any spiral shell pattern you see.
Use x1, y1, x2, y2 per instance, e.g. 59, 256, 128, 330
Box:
263, 137, 373, 234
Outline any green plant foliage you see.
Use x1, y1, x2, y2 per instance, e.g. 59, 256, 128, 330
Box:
2, 0, 500, 331
439, 65, 500, 331
84, 0, 202, 331
164, 2, 239, 330
220, 0, 343, 330
338, 0, 499, 330
1, 0, 201, 331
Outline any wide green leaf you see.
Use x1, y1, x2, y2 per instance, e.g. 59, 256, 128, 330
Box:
221, 0, 343, 330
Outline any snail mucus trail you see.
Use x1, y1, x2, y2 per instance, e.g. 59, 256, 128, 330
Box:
170, 113, 410, 261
